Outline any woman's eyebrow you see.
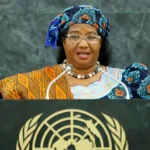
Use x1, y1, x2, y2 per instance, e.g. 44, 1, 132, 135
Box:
68, 30, 97, 34
87, 31, 97, 34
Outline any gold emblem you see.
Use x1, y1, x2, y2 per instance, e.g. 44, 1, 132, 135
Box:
16, 109, 128, 150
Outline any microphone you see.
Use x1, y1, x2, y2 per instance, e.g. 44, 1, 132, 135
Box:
96, 66, 130, 99
46, 64, 73, 99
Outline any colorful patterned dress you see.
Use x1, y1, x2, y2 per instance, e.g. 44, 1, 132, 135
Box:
0, 63, 150, 100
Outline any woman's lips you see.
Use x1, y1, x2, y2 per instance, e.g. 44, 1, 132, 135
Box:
77, 52, 90, 59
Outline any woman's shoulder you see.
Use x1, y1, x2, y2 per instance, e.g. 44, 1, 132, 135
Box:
107, 62, 149, 87
106, 63, 149, 78
106, 63, 150, 99
121, 63, 150, 99
123, 63, 148, 72
121, 63, 149, 84
0, 64, 61, 93
0, 65, 60, 99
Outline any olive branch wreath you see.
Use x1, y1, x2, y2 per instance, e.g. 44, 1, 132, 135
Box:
102, 113, 129, 150
16, 113, 128, 150
16, 114, 42, 150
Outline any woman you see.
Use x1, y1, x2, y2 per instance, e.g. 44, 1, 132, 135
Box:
0, 5, 150, 99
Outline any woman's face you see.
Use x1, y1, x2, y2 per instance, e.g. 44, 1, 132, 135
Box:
62, 24, 102, 69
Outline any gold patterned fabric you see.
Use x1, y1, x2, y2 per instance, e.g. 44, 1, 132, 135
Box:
0, 65, 74, 100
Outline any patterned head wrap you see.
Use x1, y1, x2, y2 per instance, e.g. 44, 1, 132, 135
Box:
45, 5, 110, 49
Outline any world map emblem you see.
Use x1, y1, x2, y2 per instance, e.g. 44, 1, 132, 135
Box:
16, 109, 128, 150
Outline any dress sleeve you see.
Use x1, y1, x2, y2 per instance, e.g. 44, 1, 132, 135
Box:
0, 75, 22, 99
121, 63, 150, 99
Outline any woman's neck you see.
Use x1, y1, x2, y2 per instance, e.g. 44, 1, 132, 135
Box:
64, 59, 107, 75
71, 65, 98, 75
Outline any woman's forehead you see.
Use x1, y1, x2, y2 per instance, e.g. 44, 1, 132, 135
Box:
68, 24, 97, 33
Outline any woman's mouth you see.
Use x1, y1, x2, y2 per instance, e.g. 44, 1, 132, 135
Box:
77, 52, 90, 59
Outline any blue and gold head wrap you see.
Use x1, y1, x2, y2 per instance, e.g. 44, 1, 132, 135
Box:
45, 5, 110, 49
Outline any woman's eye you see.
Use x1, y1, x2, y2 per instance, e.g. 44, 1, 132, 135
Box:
71, 35, 80, 39
87, 36, 96, 40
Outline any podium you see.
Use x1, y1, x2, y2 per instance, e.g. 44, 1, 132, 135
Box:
0, 100, 150, 150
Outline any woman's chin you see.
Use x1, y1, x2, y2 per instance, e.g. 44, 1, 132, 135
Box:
74, 60, 96, 69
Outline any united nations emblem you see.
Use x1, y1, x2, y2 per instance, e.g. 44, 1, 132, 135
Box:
16, 109, 128, 150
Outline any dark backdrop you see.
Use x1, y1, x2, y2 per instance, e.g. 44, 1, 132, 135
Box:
0, 0, 150, 79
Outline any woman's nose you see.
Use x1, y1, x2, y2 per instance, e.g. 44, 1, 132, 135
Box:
78, 39, 89, 47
